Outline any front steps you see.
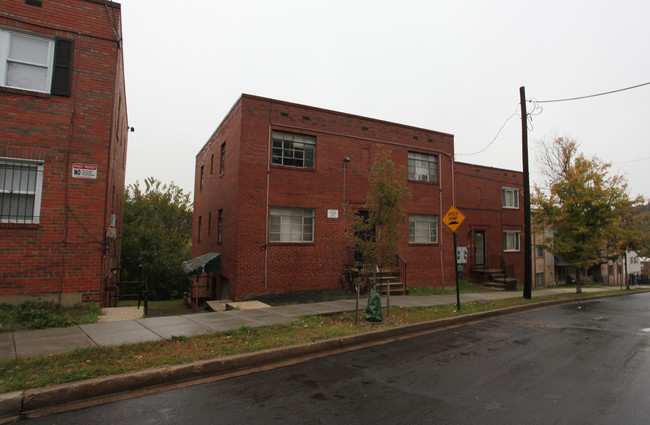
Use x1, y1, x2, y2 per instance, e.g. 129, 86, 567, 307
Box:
472, 267, 517, 291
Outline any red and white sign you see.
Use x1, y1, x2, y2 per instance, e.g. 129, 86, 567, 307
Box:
72, 163, 98, 179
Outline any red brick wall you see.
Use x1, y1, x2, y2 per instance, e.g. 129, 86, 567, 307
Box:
194, 95, 460, 300
0, 0, 127, 305
454, 162, 525, 283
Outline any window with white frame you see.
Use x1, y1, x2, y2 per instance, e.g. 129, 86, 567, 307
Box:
272, 131, 316, 169
409, 214, 438, 243
0, 158, 44, 224
408, 152, 437, 182
503, 230, 520, 252
0, 29, 73, 95
502, 187, 519, 209
270, 207, 314, 242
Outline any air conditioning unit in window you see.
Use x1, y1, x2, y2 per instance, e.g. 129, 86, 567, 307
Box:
418, 174, 429, 182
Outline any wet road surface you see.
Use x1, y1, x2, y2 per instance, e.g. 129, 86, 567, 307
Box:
19, 292, 650, 424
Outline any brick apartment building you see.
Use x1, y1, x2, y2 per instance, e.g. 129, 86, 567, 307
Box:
0, 0, 128, 306
191, 94, 523, 301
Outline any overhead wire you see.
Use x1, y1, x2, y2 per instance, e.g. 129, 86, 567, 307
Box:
533, 81, 650, 104
456, 81, 650, 158
455, 104, 520, 157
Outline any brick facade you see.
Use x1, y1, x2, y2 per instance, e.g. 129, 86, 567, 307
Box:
0, 0, 128, 305
193, 95, 525, 301
454, 162, 525, 284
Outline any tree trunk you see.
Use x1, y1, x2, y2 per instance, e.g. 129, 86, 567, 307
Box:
576, 269, 582, 294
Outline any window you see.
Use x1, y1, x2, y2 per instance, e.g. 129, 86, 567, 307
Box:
208, 212, 212, 236
0, 158, 44, 224
408, 152, 437, 182
502, 187, 519, 209
503, 231, 520, 252
217, 209, 223, 243
535, 245, 545, 257
0, 29, 73, 95
210, 154, 214, 176
272, 131, 316, 169
197, 216, 202, 243
220, 142, 226, 175
409, 214, 438, 243
270, 207, 314, 242
200, 165, 204, 190
535, 272, 544, 287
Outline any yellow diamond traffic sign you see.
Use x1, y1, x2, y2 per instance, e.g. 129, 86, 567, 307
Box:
442, 206, 465, 233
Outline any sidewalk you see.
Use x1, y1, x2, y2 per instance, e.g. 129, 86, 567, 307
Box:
0, 287, 618, 360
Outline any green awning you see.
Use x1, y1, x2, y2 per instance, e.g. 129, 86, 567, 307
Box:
182, 252, 221, 276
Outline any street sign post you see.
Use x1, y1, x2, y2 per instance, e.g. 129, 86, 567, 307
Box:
443, 206, 466, 311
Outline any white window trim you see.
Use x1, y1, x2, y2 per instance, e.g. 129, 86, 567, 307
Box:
409, 214, 438, 244
502, 187, 519, 209
0, 29, 55, 94
0, 157, 44, 224
503, 230, 520, 252
269, 206, 314, 243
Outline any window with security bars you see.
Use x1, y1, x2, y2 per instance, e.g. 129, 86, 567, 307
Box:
269, 207, 314, 242
0, 159, 44, 224
409, 214, 438, 243
408, 152, 437, 182
272, 131, 316, 169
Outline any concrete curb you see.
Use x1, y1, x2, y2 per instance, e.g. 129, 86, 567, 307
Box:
3, 290, 647, 420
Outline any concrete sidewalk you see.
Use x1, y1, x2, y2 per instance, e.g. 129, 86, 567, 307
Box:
0, 287, 618, 360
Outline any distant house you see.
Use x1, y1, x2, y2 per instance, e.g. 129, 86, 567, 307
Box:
190, 94, 524, 301
0, 0, 128, 306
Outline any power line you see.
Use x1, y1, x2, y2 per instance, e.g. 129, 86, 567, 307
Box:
455, 104, 520, 156
533, 81, 650, 104
612, 156, 650, 165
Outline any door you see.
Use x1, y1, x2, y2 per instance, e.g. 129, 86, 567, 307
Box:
354, 210, 374, 263
474, 231, 486, 267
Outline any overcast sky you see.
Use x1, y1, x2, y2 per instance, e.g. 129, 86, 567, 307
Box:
120, 0, 650, 200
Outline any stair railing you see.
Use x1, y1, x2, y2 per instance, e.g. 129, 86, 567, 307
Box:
395, 253, 407, 293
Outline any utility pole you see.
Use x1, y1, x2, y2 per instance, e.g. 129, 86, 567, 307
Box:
520, 87, 532, 299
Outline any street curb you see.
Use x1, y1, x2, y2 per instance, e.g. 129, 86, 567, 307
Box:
5, 290, 649, 419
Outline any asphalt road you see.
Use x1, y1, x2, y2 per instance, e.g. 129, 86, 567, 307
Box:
19, 293, 650, 424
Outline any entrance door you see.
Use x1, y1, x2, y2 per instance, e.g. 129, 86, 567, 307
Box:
474, 231, 486, 267
354, 211, 373, 263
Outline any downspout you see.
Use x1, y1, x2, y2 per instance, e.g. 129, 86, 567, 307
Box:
439, 155, 445, 290
59, 33, 81, 304
264, 114, 272, 292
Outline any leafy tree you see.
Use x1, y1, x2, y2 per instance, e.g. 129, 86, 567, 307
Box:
624, 202, 650, 257
349, 149, 411, 315
121, 178, 193, 300
533, 138, 642, 292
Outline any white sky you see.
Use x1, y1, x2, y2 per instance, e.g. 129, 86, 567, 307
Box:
120, 0, 650, 200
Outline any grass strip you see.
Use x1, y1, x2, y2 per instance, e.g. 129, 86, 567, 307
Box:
0, 302, 102, 332
0, 289, 629, 393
